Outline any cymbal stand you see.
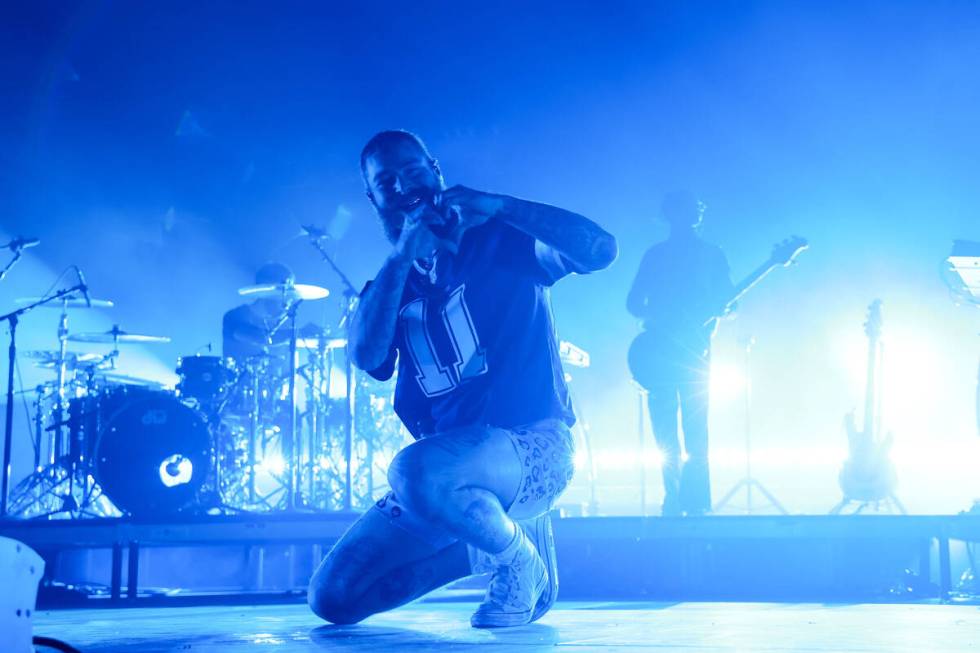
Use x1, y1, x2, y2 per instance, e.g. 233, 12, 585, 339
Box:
285, 299, 302, 510
1, 284, 85, 517
264, 293, 304, 510
306, 235, 360, 511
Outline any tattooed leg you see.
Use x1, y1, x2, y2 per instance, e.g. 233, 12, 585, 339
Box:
308, 507, 469, 624
386, 425, 524, 554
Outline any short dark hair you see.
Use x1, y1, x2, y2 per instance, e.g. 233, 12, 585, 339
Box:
255, 262, 294, 285
359, 130, 434, 181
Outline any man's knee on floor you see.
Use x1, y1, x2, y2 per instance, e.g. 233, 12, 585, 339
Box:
307, 578, 366, 625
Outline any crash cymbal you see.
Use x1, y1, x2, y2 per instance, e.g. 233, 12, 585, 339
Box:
15, 296, 114, 309
238, 283, 329, 301
67, 325, 171, 345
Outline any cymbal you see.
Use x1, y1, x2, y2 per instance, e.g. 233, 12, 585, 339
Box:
96, 372, 168, 389
23, 350, 104, 364
23, 350, 110, 371
67, 325, 171, 345
15, 296, 114, 309
296, 337, 348, 350
238, 283, 329, 301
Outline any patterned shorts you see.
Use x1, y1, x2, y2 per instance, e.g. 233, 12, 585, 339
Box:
373, 419, 576, 547
503, 418, 576, 520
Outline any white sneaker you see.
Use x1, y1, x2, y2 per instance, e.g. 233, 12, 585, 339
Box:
468, 513, 559, 623
470, 527, 548, 628
524, 513, 558, 622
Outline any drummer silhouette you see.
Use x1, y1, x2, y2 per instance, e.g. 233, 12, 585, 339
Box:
222, 262, 297, 361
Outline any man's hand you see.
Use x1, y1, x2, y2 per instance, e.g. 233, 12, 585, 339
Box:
437, 185, 504, 232
394, 213, 441, 262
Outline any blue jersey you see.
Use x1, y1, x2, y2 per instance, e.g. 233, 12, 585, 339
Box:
365, 219, 576, 438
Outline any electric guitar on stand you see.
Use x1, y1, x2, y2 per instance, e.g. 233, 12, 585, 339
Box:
831, 299, 904, 514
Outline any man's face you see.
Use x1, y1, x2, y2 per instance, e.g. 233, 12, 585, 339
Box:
364, 140, 445, 243
661, 193, 704, 231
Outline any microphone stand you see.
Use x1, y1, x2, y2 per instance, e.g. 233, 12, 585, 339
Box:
1, 284, 86, 518
0, 250, 23, 283
306, 236, 359, 511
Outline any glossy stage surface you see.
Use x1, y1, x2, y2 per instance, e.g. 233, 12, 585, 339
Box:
35, 600, 980, 652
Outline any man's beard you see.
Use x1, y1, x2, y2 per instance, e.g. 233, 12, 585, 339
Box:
379, 212, 403, 244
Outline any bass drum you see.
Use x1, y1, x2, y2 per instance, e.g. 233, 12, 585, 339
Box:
93, 387, 211, 517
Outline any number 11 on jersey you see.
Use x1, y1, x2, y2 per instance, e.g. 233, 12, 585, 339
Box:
400, 285, 488, 397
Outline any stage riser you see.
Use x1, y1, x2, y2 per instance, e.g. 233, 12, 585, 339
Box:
2, 514, 976, 606
557, 538, 930, 601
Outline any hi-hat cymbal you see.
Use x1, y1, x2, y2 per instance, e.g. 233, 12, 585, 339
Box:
67, 325, 171, 345
24, 350, 111, 371
238, 283, 329, 301
15, 296, 114, 309
22, 350, 104, 364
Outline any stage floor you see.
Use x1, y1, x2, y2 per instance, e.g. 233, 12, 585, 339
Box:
34, 600, 980, 652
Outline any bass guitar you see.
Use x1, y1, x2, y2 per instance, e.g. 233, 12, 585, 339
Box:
835, 299, 900, 508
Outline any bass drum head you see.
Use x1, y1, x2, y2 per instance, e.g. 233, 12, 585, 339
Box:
94, 388, 211, 517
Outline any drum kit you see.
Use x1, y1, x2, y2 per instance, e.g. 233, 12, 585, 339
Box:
3, 279, 411, 520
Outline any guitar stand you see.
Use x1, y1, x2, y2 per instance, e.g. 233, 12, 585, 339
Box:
830, 494, 907, 515
715, 476, 788, 515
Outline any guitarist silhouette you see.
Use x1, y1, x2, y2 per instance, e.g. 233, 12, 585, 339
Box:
627, 192, 735, 516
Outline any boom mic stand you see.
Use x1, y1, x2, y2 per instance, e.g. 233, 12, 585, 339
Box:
0, 249, 24, 284
1, 284, 87, 518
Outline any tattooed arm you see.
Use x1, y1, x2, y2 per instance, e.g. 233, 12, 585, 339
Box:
438, 185, 618, 272
349, 218, 438, 371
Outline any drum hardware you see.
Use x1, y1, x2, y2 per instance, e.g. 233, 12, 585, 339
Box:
237, 282, 330, 302
15, 296, 115, 310
306, 229, 361, 511
6, 300, 188, 519
2, 280, 95, 518
66, 325, 171, 345
90, 387, 211, 517
4, 250, 417, 519
0, 236, 40, 283
93, 372, 168, 389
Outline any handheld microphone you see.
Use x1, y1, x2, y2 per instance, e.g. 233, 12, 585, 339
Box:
4, 237, 40, 251
74, 266, 92, 308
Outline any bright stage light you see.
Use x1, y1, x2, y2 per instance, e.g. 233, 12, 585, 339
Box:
258, 454, 286, 475
328, 368, 348, 400
710, 362, 746, 402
